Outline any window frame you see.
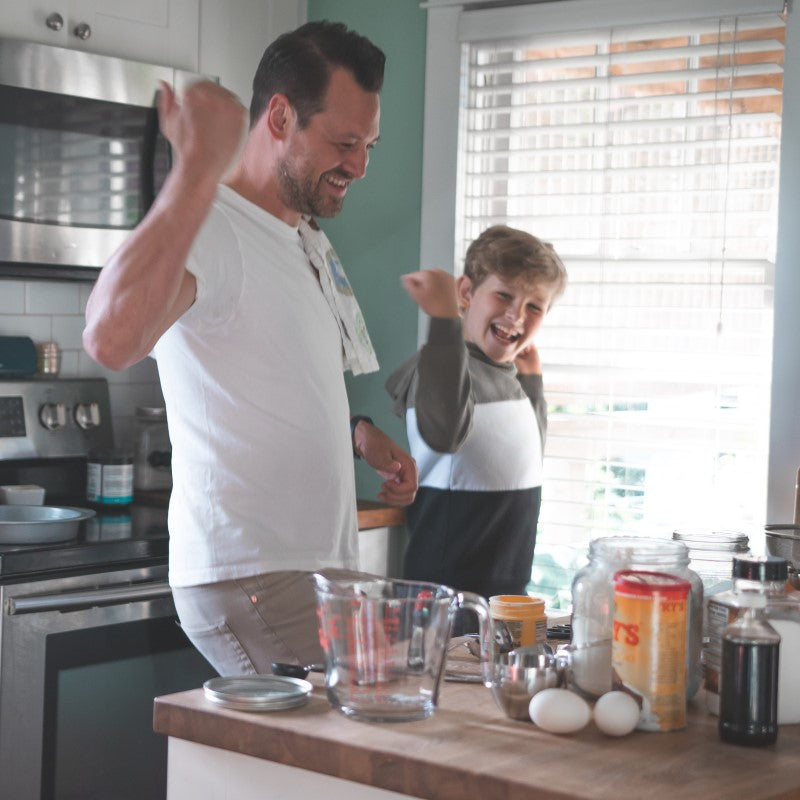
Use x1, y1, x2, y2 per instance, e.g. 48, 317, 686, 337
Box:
419, 0, 800, 524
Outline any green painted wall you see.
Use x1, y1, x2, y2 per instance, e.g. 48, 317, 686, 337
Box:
307, 0, 427, 498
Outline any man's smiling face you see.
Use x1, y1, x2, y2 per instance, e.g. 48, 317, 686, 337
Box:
277, 67, 380, 219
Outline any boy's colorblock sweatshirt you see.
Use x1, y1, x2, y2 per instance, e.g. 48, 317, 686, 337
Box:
385, 317, 546, 598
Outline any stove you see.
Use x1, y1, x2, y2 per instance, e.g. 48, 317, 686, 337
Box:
0, 378, 214, 800
0, 377, 169, 580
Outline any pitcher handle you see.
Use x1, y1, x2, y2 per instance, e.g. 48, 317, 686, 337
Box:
456, 591, 494, 688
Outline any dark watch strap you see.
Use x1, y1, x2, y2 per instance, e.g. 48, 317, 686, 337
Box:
350, 415, 374, 459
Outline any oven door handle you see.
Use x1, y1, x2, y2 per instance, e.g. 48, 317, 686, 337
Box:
6, 581, 173, 615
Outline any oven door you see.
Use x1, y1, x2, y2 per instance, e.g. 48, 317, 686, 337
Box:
0, 565, 217, 800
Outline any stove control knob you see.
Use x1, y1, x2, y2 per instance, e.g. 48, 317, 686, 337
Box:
39, 402, 67, 431
74, 401, 101, 430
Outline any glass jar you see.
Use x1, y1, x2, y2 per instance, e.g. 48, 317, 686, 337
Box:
673, 529, 750, 598
134, 407, 172, 491
570, 536, 703, 700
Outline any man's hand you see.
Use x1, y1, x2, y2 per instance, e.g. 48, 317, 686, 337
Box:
401, 270, 460, 319
515, 343, 542, 375
83, 80, 248, 372
353, 420, 418, 506
157, 79, 248, 184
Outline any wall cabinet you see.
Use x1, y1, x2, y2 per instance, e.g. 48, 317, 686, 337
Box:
197, 0, 303, 106
0, 0, 199, 70
2, 1, 305, 100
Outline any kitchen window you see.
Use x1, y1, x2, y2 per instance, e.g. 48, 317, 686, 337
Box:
420, 0, 795, 607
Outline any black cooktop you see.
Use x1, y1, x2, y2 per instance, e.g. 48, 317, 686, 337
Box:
0, 498, 169, 581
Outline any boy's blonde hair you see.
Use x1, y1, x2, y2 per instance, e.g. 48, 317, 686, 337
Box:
464, 225, 567, 304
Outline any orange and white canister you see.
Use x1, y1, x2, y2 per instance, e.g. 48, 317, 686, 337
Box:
489, 594, 547, 649
611, 570, 691, 732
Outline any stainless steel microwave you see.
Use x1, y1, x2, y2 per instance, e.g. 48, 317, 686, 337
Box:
0, 37, 205, 280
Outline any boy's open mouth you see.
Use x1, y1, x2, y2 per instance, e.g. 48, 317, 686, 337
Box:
491, 323, 521, 343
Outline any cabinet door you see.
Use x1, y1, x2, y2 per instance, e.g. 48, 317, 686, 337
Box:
198, 0, 304, 105
66, 0, 199, 69
0, 3, 70, 46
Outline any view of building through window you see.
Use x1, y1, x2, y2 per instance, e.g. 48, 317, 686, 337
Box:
457, 12, 784, 607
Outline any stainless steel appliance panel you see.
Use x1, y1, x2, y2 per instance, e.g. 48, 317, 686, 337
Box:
0, 564, 215, 799
0, 37, 207, 277
0, 378, 113, 459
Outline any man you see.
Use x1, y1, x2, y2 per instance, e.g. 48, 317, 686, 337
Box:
83, 21, 417, 676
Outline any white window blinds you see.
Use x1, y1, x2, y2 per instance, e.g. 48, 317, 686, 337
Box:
457, 7, 784, 605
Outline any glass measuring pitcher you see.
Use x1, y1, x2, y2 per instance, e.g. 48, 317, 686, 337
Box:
313, 574, 493, 722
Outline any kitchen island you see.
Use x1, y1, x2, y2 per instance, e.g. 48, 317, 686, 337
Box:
154, 673, 800, 800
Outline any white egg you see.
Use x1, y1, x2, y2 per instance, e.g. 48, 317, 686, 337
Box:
593, 691, 640, 737
528, 688, 591, 734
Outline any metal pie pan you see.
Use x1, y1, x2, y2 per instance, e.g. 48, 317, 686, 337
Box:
203, 675, 313, 712
0, 505, 96, 544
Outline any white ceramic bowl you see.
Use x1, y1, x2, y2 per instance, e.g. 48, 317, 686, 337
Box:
0, 484, 45, 506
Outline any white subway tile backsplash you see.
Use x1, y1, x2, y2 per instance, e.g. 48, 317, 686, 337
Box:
59, 350, 80, 377
0, 281, 25, 313
26, 282, 81, 314
79, 284, 93, 312
1, 279, 162, 426
0, 315, 52, 341
52, 314, 86, 344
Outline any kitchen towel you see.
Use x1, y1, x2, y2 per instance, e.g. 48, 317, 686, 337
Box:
298, 217, 379, 376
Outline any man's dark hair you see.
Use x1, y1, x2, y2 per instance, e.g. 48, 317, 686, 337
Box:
249, 20, 385, 128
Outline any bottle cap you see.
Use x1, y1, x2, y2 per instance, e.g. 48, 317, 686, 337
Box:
732, 555, 788, 582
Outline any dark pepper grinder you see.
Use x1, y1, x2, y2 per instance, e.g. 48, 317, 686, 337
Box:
719, 590, 780, 746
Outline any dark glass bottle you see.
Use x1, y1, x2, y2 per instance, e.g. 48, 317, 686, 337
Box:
718, 590, 780, 746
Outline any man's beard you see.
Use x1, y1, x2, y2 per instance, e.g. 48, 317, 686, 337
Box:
278, 159, 345, 218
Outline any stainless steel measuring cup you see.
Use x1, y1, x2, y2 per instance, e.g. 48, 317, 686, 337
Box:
490, 644, 569, 720
312, 574, 493, 722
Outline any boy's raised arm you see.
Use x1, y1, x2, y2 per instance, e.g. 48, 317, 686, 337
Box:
400, 269, 473, 452
83, 81, 248, 371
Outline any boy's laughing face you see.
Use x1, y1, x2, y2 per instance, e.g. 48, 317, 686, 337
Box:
457, 273, 552, 364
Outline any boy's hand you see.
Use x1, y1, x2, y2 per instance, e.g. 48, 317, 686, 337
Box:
401, 270, 460, 319
352, 419, 418, 506
515, 343, 542, 375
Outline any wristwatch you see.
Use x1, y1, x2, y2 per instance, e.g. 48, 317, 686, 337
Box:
350, 415, 374, 459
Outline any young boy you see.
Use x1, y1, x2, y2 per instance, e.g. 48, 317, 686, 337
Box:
386, 225, 567, 609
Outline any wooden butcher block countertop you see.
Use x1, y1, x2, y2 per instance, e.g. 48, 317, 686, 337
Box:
154, 673, 800, 800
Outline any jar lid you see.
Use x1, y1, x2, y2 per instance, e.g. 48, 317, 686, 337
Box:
672, 529, 749, 551
489, 594, 545, 607
613, 569, 692, 598
136, 406, 167, 421
732, 555, 787, 581
202, 675, 312, 711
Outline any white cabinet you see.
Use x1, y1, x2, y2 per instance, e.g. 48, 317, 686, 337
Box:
0, 0, 199, 70
358, 524, 408, 578
197, 0, 304, 106
1, 0, 305, 95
